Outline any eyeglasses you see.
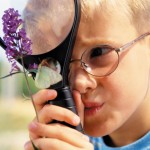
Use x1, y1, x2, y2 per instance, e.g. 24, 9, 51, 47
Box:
70, 32, 150, 77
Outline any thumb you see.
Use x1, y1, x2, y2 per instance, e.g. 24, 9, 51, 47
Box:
72, 90, 84, 126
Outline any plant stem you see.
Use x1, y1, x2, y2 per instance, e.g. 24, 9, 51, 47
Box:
20, 56, 39, 122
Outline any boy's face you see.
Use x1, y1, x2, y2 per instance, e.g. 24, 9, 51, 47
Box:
69, 8, 150, 136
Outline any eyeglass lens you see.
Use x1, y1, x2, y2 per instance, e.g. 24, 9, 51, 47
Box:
81, 46, 119, 77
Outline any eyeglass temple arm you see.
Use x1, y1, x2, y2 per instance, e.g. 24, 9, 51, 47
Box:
70, 59, 81, 63
117, 32, 150, 52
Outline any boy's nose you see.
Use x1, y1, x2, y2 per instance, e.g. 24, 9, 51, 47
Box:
69, 65, 97, 94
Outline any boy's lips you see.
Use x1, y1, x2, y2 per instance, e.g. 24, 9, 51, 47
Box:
84, 102, 105, 116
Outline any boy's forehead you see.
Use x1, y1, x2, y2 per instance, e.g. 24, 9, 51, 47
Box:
75, 2, 136, 47
80, 0, 130, 22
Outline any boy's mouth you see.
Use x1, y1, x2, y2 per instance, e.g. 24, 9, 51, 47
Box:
84, 102, 104, 116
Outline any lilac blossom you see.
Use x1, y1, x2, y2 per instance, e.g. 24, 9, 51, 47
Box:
28, 63, 38, 70
1, 9, 40, 150
2, 8, 32, 72
2, 8, 23, 34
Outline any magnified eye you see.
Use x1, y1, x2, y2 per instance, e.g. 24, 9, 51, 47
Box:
90, 46, 113, 58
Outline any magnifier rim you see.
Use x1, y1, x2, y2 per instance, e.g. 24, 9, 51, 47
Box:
24, 0, 75, 55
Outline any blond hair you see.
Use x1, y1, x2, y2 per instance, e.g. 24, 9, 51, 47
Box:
81, 0, 150, 33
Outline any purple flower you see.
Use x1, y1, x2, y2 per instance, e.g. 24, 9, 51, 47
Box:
28, 63, 38, 70
2, 8, 32, 72
18, 28, 32, 55
2, 8, 22, 34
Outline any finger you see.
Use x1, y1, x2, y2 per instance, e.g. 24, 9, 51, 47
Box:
29, 104, 80, 140
25, 124, 91, 150
24, 138, 82, 150
28, 122, 91, 148
38, 104, 80, 126
28, 118, 42, 140
32, 89, 57, 111
72, 90, 84, 126
29, 126, 41, 140
29, 120, 83, 141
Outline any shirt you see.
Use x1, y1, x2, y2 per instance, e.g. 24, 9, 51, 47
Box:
90, 131, 150, 150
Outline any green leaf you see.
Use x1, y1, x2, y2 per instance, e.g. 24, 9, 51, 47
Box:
35, 65, 62, 89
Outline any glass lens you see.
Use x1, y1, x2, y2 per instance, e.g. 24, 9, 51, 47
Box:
23, 0, 75, 55
81, 46, 119, 76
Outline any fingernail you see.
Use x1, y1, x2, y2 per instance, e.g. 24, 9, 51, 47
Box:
73, 115, 80, 125
29, 122, 38, 130
82, 135, 90, 141
48, 90, 56, 96
24, 142, 29, 150
48, 90, 52, 96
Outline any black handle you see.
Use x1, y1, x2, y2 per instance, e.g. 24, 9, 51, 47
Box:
48, 86, 83, 133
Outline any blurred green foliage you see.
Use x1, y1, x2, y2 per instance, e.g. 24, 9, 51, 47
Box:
0, 60, 39, 98
0, 60, 40, 149
0, 100, 35, 150
0, 100, 35, 131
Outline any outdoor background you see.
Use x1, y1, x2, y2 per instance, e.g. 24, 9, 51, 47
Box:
0, 0, 39, 149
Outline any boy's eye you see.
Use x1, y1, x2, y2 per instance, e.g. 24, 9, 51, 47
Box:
90, 46, 114, 58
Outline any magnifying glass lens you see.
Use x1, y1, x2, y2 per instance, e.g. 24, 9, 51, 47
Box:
24, 0, 75, 55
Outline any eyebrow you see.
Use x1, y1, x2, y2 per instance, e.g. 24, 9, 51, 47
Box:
85, 37, 122, 49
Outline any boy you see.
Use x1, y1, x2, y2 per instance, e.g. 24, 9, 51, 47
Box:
24, 0, 150, 149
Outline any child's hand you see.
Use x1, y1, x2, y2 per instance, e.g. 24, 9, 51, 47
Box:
24, 89, 93, 150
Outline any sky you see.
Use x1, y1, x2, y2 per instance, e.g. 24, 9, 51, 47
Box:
0, 0, 28, 59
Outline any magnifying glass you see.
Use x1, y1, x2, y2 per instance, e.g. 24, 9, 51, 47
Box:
13, 0, 83, 132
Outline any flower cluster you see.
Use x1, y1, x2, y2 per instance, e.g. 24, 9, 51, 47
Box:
1, 8, 40, 150
28, 63, 38, 70
2, 8, 32, 72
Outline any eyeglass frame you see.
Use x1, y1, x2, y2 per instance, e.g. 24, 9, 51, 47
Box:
70, 32, 150, 77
